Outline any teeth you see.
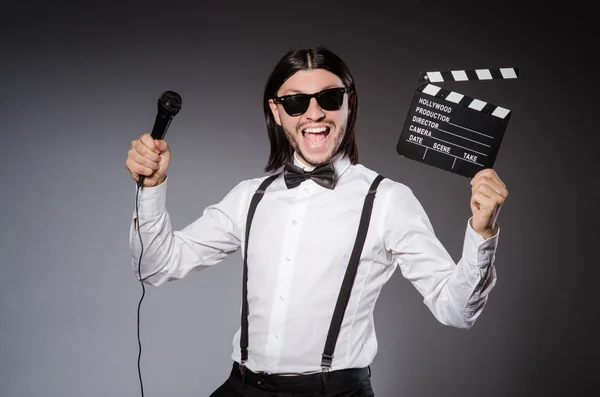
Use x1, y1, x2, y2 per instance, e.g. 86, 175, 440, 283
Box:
303, 127, 328, 133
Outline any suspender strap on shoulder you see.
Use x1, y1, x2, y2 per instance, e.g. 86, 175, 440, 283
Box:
320, 174, 385, 377
240, 173, 280, 370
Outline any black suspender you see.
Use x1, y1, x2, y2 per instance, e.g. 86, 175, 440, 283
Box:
320, 174, 384, 379
239, 173, 385, 383
240, 173, 280, 373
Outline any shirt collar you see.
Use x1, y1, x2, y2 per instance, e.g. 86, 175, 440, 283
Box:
292, 151, 351, 181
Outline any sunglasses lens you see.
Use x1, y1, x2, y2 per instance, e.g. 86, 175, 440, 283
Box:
282, 96, 310, 116
317, 89, 344, 110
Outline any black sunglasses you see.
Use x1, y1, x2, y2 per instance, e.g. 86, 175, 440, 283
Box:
273, 87, 348, 116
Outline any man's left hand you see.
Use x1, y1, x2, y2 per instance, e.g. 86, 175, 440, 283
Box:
470, 169, 508, 239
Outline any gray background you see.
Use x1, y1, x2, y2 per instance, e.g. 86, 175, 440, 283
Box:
1, 1, 596, 396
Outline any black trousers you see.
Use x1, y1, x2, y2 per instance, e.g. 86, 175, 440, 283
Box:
210, 362, 374, 397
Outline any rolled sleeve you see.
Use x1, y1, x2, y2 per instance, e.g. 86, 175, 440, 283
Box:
462, 217, 499, 268
134, 177, 168, 220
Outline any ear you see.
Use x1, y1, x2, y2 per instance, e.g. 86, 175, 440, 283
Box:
268, 99, 282, 126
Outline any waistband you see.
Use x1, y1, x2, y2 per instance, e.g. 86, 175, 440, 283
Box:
229, 362, 371, 393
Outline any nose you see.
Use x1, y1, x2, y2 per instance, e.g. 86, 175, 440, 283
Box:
304, 97, 325, 121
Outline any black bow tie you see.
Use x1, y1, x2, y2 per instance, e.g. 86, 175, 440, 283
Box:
284, 162, 336, 190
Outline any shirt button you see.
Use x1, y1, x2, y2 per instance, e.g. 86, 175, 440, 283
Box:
304, 188, 309, 193
273, 333, 279, 339
285, 257, 291, 262
292, 220, 297, 225
279, 295, 284, 301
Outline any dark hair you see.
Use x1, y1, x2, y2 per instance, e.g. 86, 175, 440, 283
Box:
263, 46, 359, 172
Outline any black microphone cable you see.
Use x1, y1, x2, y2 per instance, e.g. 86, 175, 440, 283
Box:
135, 181, 146, 397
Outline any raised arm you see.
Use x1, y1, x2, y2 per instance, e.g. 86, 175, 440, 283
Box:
126, 133, 247, 286
384, 170, 506, 328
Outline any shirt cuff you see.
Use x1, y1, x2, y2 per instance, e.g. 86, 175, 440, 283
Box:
134, 176, 168, 218
462, 217, 499, 267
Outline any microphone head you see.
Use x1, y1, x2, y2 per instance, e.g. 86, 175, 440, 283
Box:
158, 91, 182, 116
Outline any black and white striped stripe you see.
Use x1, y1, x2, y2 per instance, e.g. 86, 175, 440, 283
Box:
418, 83, 511, 119
421, 68, 519, 83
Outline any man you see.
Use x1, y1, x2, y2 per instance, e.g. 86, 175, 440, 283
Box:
126, 46, 507, 396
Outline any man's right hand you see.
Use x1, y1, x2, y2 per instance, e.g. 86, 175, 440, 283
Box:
125, 133, 171, 187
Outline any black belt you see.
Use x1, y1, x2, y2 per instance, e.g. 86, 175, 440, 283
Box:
230, 362, 370, 393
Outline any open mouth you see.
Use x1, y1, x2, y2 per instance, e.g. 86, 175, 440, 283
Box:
302, 126, 331, 146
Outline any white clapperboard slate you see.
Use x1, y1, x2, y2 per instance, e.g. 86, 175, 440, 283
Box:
396, 68, 519, 178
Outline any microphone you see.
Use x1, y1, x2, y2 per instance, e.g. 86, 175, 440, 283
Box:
138, 91, 182, 187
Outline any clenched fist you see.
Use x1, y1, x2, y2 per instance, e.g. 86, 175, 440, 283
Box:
470, 168, 508, 239
125, 133, 171, 187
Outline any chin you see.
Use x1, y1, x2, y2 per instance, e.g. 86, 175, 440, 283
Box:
299, 151, 333, 166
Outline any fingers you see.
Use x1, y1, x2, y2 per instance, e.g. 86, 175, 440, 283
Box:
471, 169, 508, 201
125, 133, 171, 186
154, 139, 168, 152
471, 179, 507, 204
140, 133, 158, 152
471, 169, 505, 188
129, 145, 160, 171
125, 152, 158, 178
470, 184, 505, 211
138, 134, 163, 158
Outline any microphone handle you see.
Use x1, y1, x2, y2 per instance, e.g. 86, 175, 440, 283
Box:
137, 112, 173, 187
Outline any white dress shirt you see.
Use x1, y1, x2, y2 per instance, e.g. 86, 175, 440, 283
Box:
129, 153, 498, 374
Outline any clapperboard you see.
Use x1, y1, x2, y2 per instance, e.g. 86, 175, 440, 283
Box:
396, 68, 519, 178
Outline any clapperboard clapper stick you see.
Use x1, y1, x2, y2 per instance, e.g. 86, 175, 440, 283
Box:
396, 68, 519, 178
